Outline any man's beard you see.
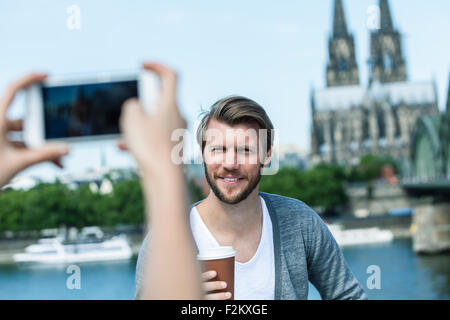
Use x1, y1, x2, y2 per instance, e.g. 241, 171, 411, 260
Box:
204, 166, 261, 205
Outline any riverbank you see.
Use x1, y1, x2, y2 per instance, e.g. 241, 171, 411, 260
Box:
0, 233, 145, 265
326, 214, 412, 238
0, 215, 412, 265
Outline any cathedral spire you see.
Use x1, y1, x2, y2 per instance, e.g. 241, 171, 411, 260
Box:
326, 0, 359, 87
333, 0, 348, 37
369, 0, 406, 84
380, 0, 394, 32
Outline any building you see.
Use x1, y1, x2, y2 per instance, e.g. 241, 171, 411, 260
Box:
310, 0, 440, 167
278, 144, 308, 170
410, 75, 450, 181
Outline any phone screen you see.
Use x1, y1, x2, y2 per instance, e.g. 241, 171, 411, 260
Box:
42, 80, 137, 139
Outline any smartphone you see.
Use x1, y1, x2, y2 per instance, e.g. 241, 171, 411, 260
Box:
24, 70, 158, 147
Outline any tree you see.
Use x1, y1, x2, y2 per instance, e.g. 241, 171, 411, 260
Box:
347, 154, 400, 182
302, 164, 347, 210
259, 165, 347, 213
187, 178, 204, 203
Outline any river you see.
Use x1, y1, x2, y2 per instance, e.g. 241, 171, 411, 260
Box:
0, 239, 448, 300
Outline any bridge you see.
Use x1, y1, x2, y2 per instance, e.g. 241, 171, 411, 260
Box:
402, 79, 450, 254
400, 177, 450, 254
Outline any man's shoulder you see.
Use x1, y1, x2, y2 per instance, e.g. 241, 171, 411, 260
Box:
259, 192, 323, 229
259, 192, 317, 217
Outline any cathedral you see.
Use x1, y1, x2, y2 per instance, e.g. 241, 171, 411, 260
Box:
310, 0, 440, 169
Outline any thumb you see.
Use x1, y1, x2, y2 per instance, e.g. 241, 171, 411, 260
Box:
120, 98, 146, 130
20, 142, 69, 168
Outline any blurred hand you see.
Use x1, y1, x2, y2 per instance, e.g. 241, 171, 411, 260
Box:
119, 62, 187, 176
0, 73, 69, 189
201, 270, 232, 300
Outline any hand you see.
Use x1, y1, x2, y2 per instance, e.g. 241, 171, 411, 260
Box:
201, 270, 232, 300
119, 62, 187, 177
0, 73, 69, 188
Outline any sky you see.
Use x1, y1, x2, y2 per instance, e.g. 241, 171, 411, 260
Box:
0, 0, 449, 181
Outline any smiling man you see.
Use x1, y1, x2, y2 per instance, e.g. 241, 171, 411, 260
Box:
135, 96, 367, 300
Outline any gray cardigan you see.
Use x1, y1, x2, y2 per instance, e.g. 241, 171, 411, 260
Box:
135, 192, 368, 300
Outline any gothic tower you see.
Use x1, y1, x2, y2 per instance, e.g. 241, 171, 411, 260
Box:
369, 0, 407, 84
326, 0, 359, 87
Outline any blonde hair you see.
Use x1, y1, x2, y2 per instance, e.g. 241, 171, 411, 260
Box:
196, 96, 274, 153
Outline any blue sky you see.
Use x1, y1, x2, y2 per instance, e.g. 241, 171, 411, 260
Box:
1, 0, 449, 180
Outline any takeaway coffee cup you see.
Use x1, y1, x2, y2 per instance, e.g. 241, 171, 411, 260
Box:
197, 246, 236, 299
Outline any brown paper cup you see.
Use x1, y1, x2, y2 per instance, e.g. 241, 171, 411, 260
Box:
198, 246, 235, 300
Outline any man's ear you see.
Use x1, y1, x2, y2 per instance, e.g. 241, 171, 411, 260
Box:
261, 148, 272, 168
199, 147, 204, 163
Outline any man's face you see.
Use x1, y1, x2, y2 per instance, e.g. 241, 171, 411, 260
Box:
202, 119, 269, 205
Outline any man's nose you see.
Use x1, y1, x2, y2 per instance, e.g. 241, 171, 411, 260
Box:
222, 149, 239, 170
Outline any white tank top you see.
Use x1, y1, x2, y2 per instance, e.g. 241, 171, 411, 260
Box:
190, 196, 275, 300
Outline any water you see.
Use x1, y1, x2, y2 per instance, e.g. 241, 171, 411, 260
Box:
308, 239, 450, 300
0, 259, 137, 300
0, 239, 448, 300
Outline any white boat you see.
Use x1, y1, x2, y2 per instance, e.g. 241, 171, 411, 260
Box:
13, 228, 133, 264
327, 224, 394, 247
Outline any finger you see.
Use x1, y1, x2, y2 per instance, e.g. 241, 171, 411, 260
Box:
116, 139, 128, 151
201, 270, 217, 281
51, 158, 63, 169
6, 119, 23, 132
19, 142, 69, 169
0, 73, 47, 116
204, 292, 232, 300
10, 141, 26, 148
142, 62, 174, 76
142, 62, 177, 103
120, 98, 144, 129
202, 281, 227, 293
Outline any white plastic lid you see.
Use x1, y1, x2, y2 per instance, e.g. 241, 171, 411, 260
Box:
197, 246, 236, 260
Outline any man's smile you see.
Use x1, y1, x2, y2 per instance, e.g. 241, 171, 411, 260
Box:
217, 176, 244, 186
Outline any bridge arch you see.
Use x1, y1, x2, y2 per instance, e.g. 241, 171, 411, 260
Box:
411, 115, 442, 180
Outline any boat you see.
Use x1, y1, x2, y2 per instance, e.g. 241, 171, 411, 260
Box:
13, 227, 133, 264
327, 224, 394, 247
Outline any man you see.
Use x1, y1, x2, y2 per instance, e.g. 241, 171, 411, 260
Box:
136, 96, 367, 300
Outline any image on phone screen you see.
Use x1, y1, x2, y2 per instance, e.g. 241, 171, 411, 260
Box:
42, 80, 137, 139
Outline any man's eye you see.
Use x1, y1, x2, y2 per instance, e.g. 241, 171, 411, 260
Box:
237, 148, 251, 154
